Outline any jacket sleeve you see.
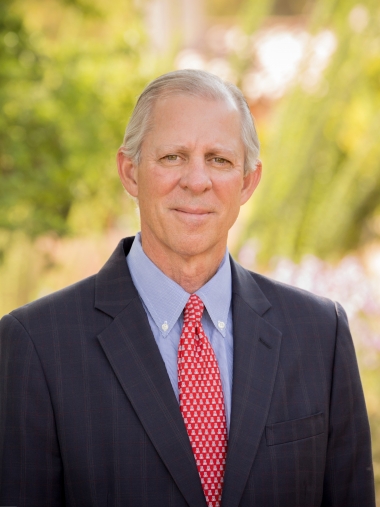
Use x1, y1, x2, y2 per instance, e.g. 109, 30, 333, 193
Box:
321, 302, 375, 506
0, 313, 64, 507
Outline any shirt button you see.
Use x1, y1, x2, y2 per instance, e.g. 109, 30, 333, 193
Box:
218, 321, 225, 330
161, 321, 168, 332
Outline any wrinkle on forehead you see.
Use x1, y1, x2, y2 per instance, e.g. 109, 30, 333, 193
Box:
138, 94, 245, 166
150, 93, 240, 129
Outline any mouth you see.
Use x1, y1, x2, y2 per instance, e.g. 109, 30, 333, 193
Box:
171, 207, 214, 222
173, 207, 213, 216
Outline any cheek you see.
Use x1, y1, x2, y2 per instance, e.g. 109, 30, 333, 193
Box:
216, 182, 242, 208
137, 176, 161, 204
142, 173, 179, 201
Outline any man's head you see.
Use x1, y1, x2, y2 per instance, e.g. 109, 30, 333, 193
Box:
119, 69, 260, 175
117, 70, 262, 279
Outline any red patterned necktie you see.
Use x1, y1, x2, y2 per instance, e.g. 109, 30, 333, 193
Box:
178, 294, 228, 507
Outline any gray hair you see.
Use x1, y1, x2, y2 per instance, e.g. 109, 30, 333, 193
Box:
120, 69, 260, 174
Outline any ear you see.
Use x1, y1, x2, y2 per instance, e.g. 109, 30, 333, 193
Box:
117, 149, 139, 198
240, 159, 262, 206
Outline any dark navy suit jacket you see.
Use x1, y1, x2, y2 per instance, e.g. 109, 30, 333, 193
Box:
0, 237, 375, 506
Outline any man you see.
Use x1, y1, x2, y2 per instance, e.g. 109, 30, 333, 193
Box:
0, 70, 375, 506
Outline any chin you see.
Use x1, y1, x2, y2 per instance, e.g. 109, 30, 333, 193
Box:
168, 236, 218, 258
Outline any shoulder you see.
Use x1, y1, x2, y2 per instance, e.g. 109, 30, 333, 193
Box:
233, 265, 349, 363
3, 275, 97, 334
232, 259, 338, 325
1, 236, 135, 339
254, 270, 335, 312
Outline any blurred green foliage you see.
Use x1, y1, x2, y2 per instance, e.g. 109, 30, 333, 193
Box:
0, 0, 157, 238
241, 0, 380, 263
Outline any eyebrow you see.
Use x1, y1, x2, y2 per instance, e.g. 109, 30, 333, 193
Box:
158, 145, 239, 158
158, 145, 189, 152
205, 149, 237, 159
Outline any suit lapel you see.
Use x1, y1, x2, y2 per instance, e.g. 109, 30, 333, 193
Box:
95, 238, 207, 507
94, 238, 282, 507
222, 260, 282, 507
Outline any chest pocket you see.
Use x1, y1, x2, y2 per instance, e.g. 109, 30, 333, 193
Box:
265, 412, 324, 446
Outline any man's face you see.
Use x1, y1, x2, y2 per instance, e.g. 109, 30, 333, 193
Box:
118, 94, 261, 263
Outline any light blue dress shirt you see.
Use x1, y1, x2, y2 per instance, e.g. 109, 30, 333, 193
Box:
126, 233, 234, 432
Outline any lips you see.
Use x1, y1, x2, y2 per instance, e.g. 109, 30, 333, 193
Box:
173, 206, 213, 215
171, 207, 214, 225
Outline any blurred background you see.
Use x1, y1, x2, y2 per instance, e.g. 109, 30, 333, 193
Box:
1, 0, 380, 499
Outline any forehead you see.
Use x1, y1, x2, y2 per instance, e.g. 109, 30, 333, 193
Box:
145, 93, 243, 149
151, 91, 238, 119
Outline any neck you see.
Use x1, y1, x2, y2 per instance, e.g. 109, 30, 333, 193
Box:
140, 235, 226, 294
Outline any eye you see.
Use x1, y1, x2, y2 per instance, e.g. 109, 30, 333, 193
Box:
163, 154, 179, 161
212, 157, 230, 165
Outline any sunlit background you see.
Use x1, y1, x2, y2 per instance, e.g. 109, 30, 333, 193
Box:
1, 0, 380, 499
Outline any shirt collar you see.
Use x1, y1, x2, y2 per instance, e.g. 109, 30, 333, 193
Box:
126, 233, 231, 337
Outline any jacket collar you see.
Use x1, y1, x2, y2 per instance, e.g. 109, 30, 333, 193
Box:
95, 236, 272, 320
94, 237, 138, 318
230, 255, 272, 317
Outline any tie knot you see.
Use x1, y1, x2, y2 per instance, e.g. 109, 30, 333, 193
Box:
184, 294, 204, 325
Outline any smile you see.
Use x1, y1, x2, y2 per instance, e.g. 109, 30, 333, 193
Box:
171, 208, 214, 224
173, 207, 213, 215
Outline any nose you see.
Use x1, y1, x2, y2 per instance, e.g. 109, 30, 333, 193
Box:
179, 157, 212, 194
